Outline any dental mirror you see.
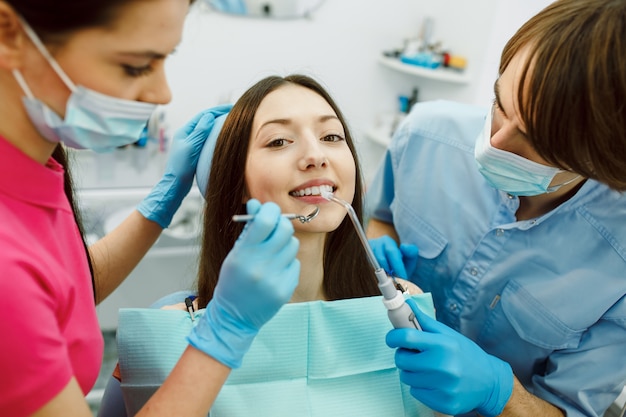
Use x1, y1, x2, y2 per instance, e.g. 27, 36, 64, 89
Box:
232, 205, 320, 223
294, 205, 319, 223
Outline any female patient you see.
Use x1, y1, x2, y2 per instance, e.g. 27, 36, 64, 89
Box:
99, 74, 426, 416
199, 74, 423, 305
199, 73, 389, 305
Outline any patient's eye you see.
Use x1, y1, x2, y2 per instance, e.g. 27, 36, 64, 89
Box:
267, 138, 288, 147
322, 134, 344, 142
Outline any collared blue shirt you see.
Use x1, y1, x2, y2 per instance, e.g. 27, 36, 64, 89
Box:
366, 100, 626, 417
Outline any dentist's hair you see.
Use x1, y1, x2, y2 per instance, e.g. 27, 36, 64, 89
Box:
500, 0, 626, 191
197, 74, 379, 308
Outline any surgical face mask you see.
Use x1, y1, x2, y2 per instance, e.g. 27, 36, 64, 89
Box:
474, 108, 577, 196
13, 19, 157, 153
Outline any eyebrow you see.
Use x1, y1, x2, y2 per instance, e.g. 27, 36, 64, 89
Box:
258, 114, 340, 130
116, 49, 174, 60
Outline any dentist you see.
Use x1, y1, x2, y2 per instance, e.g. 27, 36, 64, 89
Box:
366, 0, 626, 416
0, 1, 299, 416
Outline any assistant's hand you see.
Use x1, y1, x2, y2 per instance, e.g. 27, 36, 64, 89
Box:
386, 298, 514, 417
137, 104, 232, 228
187, 200, 300, 368
369, 235, 419, 279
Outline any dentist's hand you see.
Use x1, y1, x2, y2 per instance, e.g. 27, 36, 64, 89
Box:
188, 200, 300, 368
386, 298, 514, 417
369, 235, 419, 279
137, 104, 232, 228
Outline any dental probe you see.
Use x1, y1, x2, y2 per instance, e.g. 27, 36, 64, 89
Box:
320, 190, 421, 330
233, 213, 301, 222
232, 206, 320, 224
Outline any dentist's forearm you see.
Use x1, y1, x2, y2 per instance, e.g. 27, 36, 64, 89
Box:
366, 218, 400, 241
499, 377, 565, 417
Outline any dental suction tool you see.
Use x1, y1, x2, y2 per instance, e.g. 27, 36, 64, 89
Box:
321, 190, 421, 330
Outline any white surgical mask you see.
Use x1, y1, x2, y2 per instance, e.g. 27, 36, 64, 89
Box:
13, 19, 157, 153
474, 109, 578, 196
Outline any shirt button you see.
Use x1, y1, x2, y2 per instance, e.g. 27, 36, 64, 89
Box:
449, 303, 458, 312
495, 228, 504, 237
470, 267, 478, 276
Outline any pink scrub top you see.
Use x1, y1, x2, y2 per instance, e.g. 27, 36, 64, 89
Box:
0, 137, 103, 416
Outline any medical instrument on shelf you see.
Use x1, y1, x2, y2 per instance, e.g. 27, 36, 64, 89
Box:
321, 190, 422, 330
232, 205, 320, 224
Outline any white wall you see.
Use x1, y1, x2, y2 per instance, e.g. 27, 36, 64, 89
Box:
158, 0, 553, 183
474, 0, 555, 106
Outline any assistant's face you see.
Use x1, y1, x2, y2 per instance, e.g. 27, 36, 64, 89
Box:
245, 84, 356, 233
18, 0, 190, 117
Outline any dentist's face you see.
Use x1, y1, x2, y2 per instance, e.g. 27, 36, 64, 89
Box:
245, 84, 356, 233
491, 47, 580, 188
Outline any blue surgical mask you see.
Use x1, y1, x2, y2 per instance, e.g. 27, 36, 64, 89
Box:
474, 109, 577, 196
13, 19, 157, 153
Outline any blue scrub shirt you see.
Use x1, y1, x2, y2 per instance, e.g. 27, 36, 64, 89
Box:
366, 100, 626, 417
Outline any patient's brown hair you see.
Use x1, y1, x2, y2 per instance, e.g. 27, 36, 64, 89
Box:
196, 74, 379, 308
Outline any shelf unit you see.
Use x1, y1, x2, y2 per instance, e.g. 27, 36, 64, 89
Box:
366, 56, 470, 147
377, 55, 470, 85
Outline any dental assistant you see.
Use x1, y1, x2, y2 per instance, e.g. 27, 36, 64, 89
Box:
0, 1, 300, 416
366, 0, 626, 416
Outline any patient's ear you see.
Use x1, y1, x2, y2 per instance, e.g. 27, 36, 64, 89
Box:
0, 2, 23, 69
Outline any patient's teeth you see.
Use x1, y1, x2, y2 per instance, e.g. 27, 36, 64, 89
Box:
291, 184, 334, 197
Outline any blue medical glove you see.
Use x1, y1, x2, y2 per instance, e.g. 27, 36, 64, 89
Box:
187, 199, 300, 368
369, 235, 419, 279
137, 104, 233, 228
195, 113, 228, 198
399, 243, 419, 279
386, 298, 514, 417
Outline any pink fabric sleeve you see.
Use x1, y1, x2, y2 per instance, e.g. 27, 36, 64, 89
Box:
0, 263, 74, 416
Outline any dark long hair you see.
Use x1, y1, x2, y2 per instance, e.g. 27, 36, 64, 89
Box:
50, 147, 95, 297
6, 0, 196, 43
197, 74, 379, 308
500, 0, 626, 190
6, 0, 131, 43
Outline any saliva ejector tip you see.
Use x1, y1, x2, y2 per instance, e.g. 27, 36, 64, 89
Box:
320, 189, 334, 201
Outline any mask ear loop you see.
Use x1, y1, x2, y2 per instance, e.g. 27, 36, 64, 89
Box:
17, 16, 77, 92
546, 174, 581, 193
12, 69, 35, 98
